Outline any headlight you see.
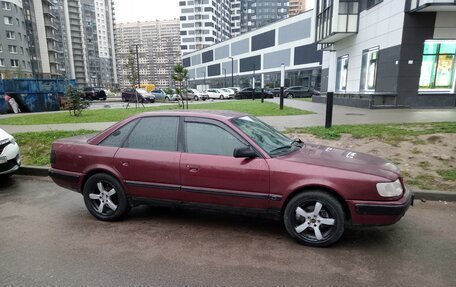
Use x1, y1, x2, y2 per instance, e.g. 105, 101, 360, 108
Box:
376, 179, 403, 197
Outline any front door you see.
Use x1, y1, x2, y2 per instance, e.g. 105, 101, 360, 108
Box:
114, 116, 182, 201
179, 117, 270, 209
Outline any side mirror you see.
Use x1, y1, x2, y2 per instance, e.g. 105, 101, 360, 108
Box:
233, 146, 258, 158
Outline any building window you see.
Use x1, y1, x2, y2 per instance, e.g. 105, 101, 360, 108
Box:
4, 16, 13, 25
367, 0, 383, 9
0, 58, 4, 66
419, 41, 456, 91
11, 59, 19, 67
336, 55, 349, 92
360, 47, 379, 92
6, 31, 15, 39
8, 45, 17, 53
2, 1, 11, 10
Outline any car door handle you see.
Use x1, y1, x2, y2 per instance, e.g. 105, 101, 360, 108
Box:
186, 165, 199, 173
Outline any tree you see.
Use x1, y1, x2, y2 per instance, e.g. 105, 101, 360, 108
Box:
172, 63, 188, 109
127, 52, 137, 87
66, 85, 89, 116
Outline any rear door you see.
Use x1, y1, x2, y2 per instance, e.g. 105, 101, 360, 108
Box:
179, 117, 270, 209
114, 116, 182, 201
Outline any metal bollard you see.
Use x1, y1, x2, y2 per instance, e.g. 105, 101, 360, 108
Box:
325, 92, 334, 129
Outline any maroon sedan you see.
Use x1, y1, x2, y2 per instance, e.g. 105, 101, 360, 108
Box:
49, 111, 413, 247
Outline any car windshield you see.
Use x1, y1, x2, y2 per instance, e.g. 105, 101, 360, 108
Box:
231, 116, 301, 156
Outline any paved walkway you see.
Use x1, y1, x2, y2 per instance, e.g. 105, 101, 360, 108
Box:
0, 99, 455, 133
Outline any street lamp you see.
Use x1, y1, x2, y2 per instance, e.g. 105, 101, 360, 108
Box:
223, 68, 226, 87
228, 56, 234, 87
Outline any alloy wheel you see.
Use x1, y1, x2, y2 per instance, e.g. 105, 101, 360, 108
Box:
88, 181, 119, 216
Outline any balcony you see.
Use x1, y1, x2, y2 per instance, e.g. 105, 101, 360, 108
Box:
408, 0, 456, 12
316, 0, 359, 44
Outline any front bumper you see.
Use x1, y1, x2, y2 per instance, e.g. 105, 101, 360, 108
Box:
0, 154, 21, 175
347, 187, 414, 225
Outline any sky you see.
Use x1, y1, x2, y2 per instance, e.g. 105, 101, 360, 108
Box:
113, 0, 180, 23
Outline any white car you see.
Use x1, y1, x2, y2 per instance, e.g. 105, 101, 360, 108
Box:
186, 89, 209, 101
205, 88, 233, 100
0, 128, 20, 177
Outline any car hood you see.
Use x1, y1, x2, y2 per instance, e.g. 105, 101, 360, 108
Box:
0, 128, 13, 141
279, 143, 401, 181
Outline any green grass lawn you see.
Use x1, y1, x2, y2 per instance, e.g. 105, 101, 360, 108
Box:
13, 130, 98, 166
0, 101, 313, 125
287, 122, 456, 145
294, 98, 313, 102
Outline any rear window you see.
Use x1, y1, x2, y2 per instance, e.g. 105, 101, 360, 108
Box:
99, 120, 138, 147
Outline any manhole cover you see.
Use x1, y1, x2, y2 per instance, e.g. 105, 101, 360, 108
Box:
345, 113, 365, 116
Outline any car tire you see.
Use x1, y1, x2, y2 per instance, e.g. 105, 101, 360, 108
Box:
194, 96, 199, 101
219, 95, 224, 100
83, 173, 130, 222
283, 191, 345, 247
165, 97, 170, 102
287, 93, 293, 99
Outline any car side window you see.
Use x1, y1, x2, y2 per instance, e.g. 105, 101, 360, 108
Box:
99, 120, 138, 147
185, 122, 247, 157
125, 117, 179, 152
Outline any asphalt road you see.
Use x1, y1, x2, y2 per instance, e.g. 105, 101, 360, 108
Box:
1, 176, 455, 287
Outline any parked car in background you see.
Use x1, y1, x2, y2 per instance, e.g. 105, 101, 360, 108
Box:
151, 89, 180, 102
284, 86, 314, 98
221, 88, 236, 98
205, 88, 233, 99
121, 88, 155, 103
49, 111, 413, 247
226, 87, 241, 92
235, 88, 274, 100
186, 89, 209, 101
271, 87, 284, 97
83, 87, 107, 101
0, 128, 20, 178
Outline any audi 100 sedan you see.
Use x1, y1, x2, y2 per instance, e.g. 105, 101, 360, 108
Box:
49, 111, 413, 247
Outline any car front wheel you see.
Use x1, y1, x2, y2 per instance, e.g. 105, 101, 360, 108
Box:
283, 191, 345, 247
194, 96, 199, 101
219, 95, 224, 100
83, 173, 130, 221
287, 93, 293, 99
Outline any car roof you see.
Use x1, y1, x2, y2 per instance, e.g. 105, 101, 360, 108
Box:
133, 110, 248, 120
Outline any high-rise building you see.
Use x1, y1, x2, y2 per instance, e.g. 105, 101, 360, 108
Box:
289, 0, 312, 16
179, 0, 231, 55
239, 0, 289, 34
55, 0, 117, 87
1, 0, 117, 86
0, 0, 32, 79
116, 19, 181, 88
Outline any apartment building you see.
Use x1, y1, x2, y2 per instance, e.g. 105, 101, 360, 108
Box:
0, 0, 33, 78
179, 0, 232, 55
116, 19, 181, 88
239, 0, 289, 34
289, 0, 313, 16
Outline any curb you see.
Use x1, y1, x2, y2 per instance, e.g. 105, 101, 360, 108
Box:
16, 166, 49, 177
14, 166, 456, 202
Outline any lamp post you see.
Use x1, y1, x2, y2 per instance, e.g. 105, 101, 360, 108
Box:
223, 68, 226, 87
228, 56, 234, 87
251, 63, 256, 100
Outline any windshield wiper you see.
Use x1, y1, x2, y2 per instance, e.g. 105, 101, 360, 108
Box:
290, 138, 304, 147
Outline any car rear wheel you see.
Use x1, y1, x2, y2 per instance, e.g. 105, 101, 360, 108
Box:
287, 93, 293, 99
164, 97, 170, 102
219, 95, 224, 100
194, 95, 199, 101
83, 173, 130, 221
283, 191, 345, 247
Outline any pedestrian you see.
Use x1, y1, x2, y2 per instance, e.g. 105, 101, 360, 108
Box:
4, 94, 20, 114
